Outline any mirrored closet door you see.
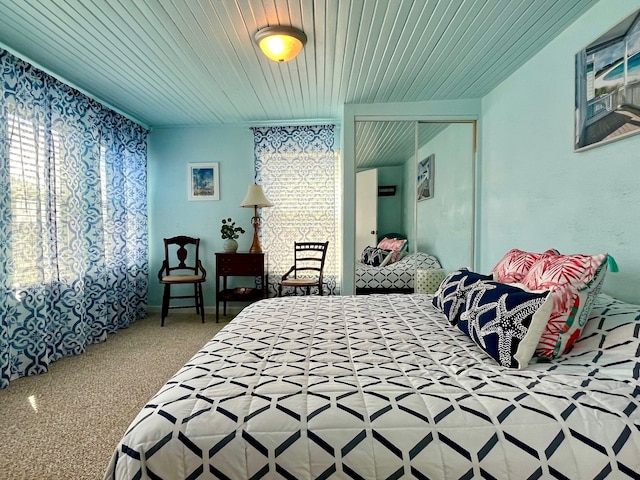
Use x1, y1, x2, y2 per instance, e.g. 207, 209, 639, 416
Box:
415, 121, 475, 273
354, 120, 476, 294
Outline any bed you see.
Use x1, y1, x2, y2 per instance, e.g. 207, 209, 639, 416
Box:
355, 252, 441, 294
105, 292, 640, 479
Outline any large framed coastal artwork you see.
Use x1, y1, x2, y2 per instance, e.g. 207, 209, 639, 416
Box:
574, 8, 640, 151
417, 154, 434, 201
188, 162, 220, 201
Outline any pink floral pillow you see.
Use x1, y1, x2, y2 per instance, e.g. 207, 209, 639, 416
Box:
377, 237, 407, 264
491, 248, 559, 283
521, 252, 609, 358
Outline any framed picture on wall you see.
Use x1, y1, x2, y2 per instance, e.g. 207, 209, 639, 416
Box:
574, 8, 640, 151
417, 154, 434, 201
188, 162, 220, 201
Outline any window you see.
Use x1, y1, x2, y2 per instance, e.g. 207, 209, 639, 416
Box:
8, 113, 61, 285
1, 47, 148, 389
253, 125, 341, 295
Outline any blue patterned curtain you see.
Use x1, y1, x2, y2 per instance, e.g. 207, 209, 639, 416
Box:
0, 49, 148, 389
253, 125, 341, 295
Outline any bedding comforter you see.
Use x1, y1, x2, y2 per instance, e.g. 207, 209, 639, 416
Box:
105, 294, 640, 479
355, 252, 441, 291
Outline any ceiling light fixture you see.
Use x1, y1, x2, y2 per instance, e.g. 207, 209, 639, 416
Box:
254, 26, 307, 62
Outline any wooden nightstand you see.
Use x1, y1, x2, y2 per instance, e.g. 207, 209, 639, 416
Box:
215, 252, 266, 322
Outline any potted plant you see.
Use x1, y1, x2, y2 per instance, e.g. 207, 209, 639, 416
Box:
221, 218, 245, 253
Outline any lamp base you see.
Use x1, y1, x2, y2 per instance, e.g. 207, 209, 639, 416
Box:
249, 211, 263, 253
249, 236, 263, 254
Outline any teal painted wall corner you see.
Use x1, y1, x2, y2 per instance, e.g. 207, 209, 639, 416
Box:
147, 125, 255, 308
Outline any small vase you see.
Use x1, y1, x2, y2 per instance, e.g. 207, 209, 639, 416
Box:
223, 238, 238, 253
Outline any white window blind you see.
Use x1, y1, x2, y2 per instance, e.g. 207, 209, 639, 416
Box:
7, 112, 73, 286
253, 125, 341, 295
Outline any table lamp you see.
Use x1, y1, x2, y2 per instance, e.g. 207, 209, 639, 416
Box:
240, 184, 273, 253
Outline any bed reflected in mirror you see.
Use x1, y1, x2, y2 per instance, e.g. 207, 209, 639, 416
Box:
355, 121, 416, 294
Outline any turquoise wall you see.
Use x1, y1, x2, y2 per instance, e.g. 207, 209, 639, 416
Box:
147, 125, 255, 308
479, 0, 640, 304
377, 166, 405, 236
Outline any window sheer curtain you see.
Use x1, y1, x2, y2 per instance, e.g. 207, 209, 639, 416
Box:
0, 49, 148, 389
253, 125, 341, 296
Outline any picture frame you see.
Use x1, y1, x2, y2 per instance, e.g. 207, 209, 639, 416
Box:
574, 8, 640, 151
188, 162, 220, 201
417, 154, 434, 201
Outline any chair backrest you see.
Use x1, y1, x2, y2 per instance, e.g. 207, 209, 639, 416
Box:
160, 236, 203, 276
292, 241, 329, 280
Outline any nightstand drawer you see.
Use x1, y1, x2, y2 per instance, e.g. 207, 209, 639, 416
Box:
217, 253, 263, 274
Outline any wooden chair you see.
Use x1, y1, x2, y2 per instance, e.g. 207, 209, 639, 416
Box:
158, 236, 207, 326
278, 241, 329, 296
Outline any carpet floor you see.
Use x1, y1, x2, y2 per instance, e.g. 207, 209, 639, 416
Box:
0, 312, 230, 480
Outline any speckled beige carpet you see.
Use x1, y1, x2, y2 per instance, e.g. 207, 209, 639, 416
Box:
0, 312, 231, 480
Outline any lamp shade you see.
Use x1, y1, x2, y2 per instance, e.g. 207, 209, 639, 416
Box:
254, 26, 307, 62
240, 184, 273, 208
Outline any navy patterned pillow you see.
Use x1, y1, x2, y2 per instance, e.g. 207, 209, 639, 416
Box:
432, 268, 493, 325
361, 246, 393, 267
458, 281, 552, 369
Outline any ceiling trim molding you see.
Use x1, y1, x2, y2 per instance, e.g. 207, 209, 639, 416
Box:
150, 117, 341, 130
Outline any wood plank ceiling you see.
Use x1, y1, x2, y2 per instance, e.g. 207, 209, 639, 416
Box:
0, 0, 600, 166
356, 121, 450, 169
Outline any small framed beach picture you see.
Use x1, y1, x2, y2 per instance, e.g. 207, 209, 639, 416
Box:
188, 162, 220, 201
417, 154, 434, 201
574, 8, 640, 151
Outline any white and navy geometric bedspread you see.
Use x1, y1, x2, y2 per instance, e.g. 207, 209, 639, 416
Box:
355, 252, 441, 290
105, 294, 640, 479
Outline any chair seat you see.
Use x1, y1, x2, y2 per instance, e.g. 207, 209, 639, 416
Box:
281, 278, 319, 287
161, 274, 204, 283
